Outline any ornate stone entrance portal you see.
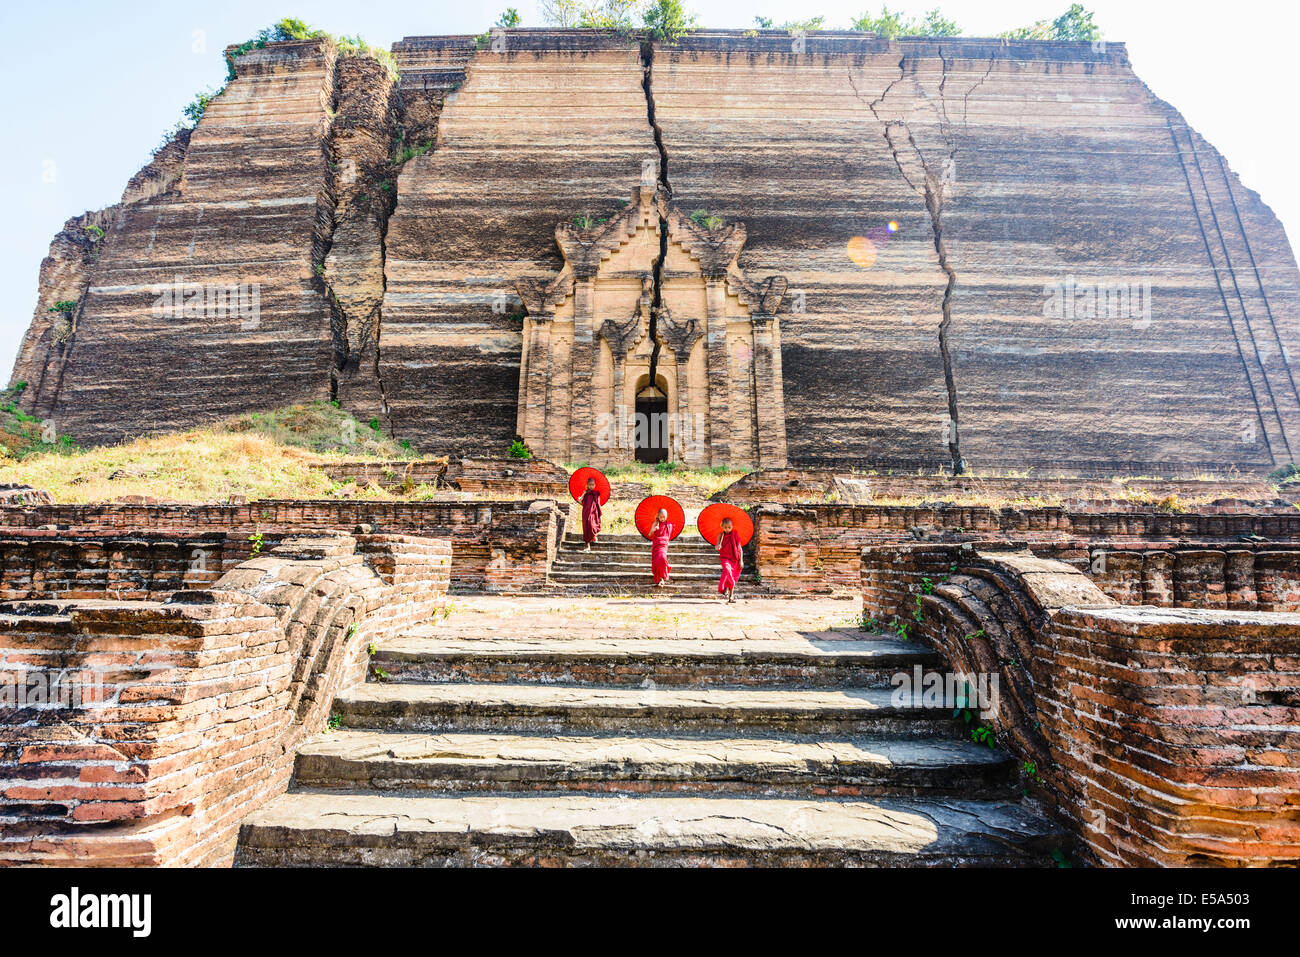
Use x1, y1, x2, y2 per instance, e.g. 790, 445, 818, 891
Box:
515, 185, 789, 469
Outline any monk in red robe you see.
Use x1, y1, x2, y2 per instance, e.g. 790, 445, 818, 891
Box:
650, 507, 673, 586
580, 477, 602, 552
716, 516, 743, 602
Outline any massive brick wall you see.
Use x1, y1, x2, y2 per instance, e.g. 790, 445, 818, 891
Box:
15, 30, 1298, 474
860, 542, 1300, 866
17, 40, 339, 443
379, 32, 656, 455
0, 499, 563, 593
647, 31, 1300, 473
0, 534, 450, 866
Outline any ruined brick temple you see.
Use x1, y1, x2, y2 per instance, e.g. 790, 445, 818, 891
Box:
13, 29, 1300, 474
4, 31, 1300, 869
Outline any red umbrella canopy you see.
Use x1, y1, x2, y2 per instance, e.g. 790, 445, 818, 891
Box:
697, 503, 754, 546
635, 496, 685, 540
568, 467, 611, 505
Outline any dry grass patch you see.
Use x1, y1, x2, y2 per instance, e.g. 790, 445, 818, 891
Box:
0, 401, 436, 504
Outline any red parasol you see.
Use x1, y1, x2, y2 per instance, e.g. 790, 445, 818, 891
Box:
697, 503, 754, 546
568, 467, 611, 505
635, 496, 685, 540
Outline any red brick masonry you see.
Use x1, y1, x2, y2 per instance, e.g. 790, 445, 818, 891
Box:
861, 542, 1300, 866
757, 503, 1300, 593
0, 533, 450, 866
0, 498, 562, 593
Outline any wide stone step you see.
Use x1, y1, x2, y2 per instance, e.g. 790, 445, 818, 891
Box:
551, 553, 733, 566
541, 585, 790, 599
294, 728, 1016, 797
555, 551, 724, 565
550, 565, 731, 578
543, 580, 746, 594
548, 571, 730, 584
371, 634, 937, 686
334, 683, 956, 735
235, 790, 1064, 867
560, 541, 720, 554
563, 533, 709, 544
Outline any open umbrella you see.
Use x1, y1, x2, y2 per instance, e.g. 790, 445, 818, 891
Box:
634, 495, 685, 540
568, 467, 611, 505
697, 502, 754, 546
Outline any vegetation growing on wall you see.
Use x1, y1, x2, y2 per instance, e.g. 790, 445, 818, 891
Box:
539, 0, 699, 40
158, 18, 398, 153
851, 7, 960, 37
643, 0, 698, 41
998, 4, 1100, 41
754, 5, 1101, 41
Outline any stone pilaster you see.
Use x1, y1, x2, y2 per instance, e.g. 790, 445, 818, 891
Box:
751, 314, 789, 467
704, 278, 732, 467
570, 275, 596, 461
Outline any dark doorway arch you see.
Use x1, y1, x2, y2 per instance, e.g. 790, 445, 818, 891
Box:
634, 379, 668, 463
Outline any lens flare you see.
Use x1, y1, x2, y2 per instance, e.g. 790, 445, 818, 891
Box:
846, 235, 878, 269
887, 220, 899, 233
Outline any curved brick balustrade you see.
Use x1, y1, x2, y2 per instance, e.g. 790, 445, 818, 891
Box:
0, 533, 450, 866
862, 541, 1300, 866
861, 543, 1113, 772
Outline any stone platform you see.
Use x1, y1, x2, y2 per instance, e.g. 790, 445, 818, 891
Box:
235, 596, 1065, 867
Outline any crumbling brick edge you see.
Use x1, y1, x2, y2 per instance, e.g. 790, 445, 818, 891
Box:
0, 532, 450, 867
862, 540, 1300, 866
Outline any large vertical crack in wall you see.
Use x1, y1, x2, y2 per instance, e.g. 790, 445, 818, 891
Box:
852, 50, 995, 474
321, 53, 406, 426
641, 41, 671, 393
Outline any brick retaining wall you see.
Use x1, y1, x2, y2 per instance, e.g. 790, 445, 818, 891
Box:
860, 542, 1300, 866
0, 533, 450, 866
757, 503, 1300, 594
0, 499, 563, 593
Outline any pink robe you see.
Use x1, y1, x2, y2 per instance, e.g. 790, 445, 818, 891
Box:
717, 530, 743, 593
581, 489, 602, 543
651, 521, 674, 583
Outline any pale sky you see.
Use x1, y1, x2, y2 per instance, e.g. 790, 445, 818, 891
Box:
2, 0, 1295, 371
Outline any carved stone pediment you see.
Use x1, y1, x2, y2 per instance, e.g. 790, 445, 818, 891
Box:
515, 181, 789, 469
600, 308, 644, 355
728, 271, 788, 316
656, 307, 703, 356
555, 186, 666, 278
516, 264, 573, 318
666, 207, 747, 278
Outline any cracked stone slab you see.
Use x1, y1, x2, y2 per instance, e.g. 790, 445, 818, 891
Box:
297, 728, 1012, 793
375, 635, 937, 664
237, 790, 1063, 866
334, 682, 953, 734
408, 596, 861, 640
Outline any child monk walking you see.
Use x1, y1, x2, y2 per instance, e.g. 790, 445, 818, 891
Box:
649, 507, 673, 587
715, 515, 743, 603
580, 476, 602, 552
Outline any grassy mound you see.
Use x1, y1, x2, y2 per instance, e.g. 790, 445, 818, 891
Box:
0, 400, 430, 504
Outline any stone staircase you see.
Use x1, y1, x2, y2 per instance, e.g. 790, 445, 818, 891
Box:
235, 598, 1065, 867
546, 532, 758, 595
